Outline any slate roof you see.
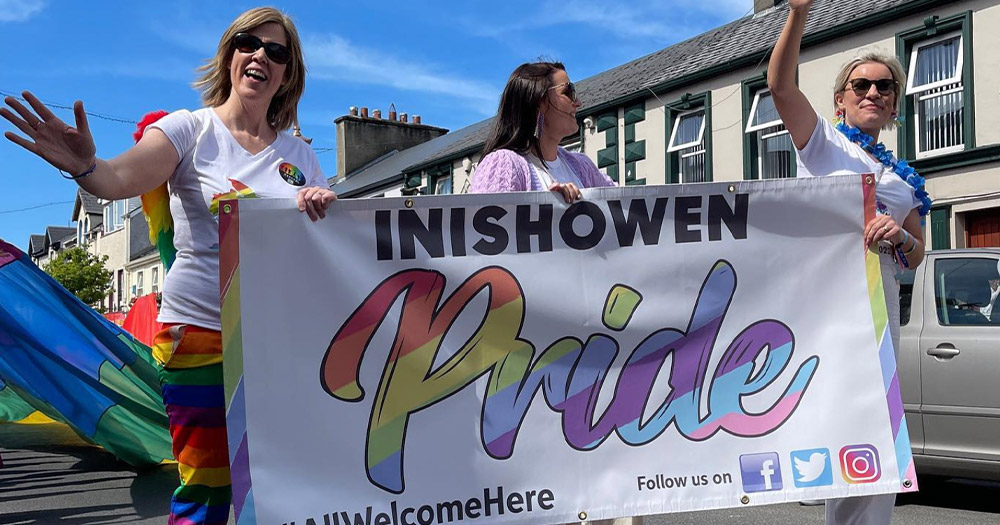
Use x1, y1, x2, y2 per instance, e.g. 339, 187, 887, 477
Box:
128, 208, 156, 261
28, 234, 46, 256
332, 0, 950, 195
71, 189, 105, 232
45, 226, 76, 245
78, 189, 102, 215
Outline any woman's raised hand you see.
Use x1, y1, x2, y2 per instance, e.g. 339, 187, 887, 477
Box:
788, 0, 814, 11
2, 91, 97, 176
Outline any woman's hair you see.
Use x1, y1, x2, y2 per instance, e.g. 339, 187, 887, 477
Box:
832, 51, 907, 130
480, 61, 565, 159
192, 7, 306, 131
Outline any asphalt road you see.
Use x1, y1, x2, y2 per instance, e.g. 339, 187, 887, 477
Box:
1, 422, 998, 524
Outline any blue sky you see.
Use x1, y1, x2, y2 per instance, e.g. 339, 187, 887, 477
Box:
0, 0, 751, 251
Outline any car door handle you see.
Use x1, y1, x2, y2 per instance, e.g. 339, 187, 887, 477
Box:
927, 344, 960, 358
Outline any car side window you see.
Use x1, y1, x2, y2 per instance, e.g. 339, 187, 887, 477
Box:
934, 257, 1000, 326
898, 269, 915, 326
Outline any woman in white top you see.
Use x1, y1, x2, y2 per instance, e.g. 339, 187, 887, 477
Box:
769, 1, 929, 524
2, 7, 335, 525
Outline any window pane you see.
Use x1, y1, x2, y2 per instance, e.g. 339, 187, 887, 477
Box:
759, 126, 794, 179
912, 35, 961, 89
934, 258, 1000, 326
751, 91, 780, 129
436, 177, 452, 195
898, 269, 915, 326
679, 144, 706, 183
918, 84, 963, 153
672, 111, 704, 148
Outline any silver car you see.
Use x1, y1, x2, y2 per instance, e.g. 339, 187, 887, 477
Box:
899, 248, 1000, 480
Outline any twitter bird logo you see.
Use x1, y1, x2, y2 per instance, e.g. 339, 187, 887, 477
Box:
790, 448, 833, 487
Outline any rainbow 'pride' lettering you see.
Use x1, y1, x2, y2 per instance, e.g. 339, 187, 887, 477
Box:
320, 260, 819, 493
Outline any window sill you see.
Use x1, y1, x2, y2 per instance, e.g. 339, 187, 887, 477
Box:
909, 144, 1000, 175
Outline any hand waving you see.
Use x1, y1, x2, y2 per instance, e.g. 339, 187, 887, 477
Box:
2, 91, 97, 176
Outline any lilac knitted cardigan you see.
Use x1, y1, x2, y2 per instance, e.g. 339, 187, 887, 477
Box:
468, 147, 616, 193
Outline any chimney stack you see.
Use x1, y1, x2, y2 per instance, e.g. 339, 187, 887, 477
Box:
335, 107, 447, 179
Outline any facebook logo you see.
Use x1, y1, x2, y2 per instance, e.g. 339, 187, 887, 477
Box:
740, 452, 783, 493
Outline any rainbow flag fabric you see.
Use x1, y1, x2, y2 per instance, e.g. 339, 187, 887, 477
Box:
0, 239, 172, 466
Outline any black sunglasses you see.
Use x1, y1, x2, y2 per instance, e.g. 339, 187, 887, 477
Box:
846, 78, 898, 96
548, 82, 578, 103
233, 32, 292, 65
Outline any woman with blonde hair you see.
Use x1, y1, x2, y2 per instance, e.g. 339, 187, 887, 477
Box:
768, 1, 931, 524
2, 7, 335, 524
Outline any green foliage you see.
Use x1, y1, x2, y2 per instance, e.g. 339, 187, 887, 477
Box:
43, 247, 112, 310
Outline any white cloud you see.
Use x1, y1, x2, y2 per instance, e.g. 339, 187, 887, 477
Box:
472, 0, 751, 43
304, 34, 500, 115
0, 0, 46, 22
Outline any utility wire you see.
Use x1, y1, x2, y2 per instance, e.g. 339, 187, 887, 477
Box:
1, 89, 138, 125
0, 200, 75, 215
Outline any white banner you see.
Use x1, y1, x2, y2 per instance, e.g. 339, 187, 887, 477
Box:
220, 175, 915, 525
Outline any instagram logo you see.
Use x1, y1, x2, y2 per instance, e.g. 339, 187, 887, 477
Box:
839, 444, 881, 483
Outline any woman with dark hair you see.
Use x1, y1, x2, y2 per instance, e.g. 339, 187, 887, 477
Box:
2, 7, 335, 524
471, 61, 637, 525
769, 1, 930, 524
470, 61, 615, 202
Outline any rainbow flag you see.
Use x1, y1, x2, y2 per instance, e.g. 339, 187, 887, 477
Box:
135, 110, 177, 272
0, 239, 172, 466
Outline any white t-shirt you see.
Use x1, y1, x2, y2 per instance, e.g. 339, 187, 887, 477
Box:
980, 286, 1000, 321
150, 108, 326, 330
527, 152, 583, 189
796, 114, 921, 343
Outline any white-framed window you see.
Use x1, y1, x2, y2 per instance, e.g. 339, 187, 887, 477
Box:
136, 271, 144, 297
151, 267, 159, 294
103, 199, 127, 233
77, 219, 86, 247
668, 109, 707, 183
435, 175, 453, 195
745, 89, 794, 179
906, 31, 964, 158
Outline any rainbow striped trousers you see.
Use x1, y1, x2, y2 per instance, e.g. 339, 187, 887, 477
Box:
154, 324, 232, 525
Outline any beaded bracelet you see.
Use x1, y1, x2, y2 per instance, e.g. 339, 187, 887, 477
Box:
60, 162, 97, 180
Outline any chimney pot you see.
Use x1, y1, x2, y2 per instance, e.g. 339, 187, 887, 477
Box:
360, 106, 369, 118
400, 113, 408, 123
373, 109, 382, 119
414, 115, 422, 124
389, 103, 397, 122
349, 106, 358, 116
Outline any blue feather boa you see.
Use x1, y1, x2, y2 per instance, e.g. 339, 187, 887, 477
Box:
835, 121, 932, 216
